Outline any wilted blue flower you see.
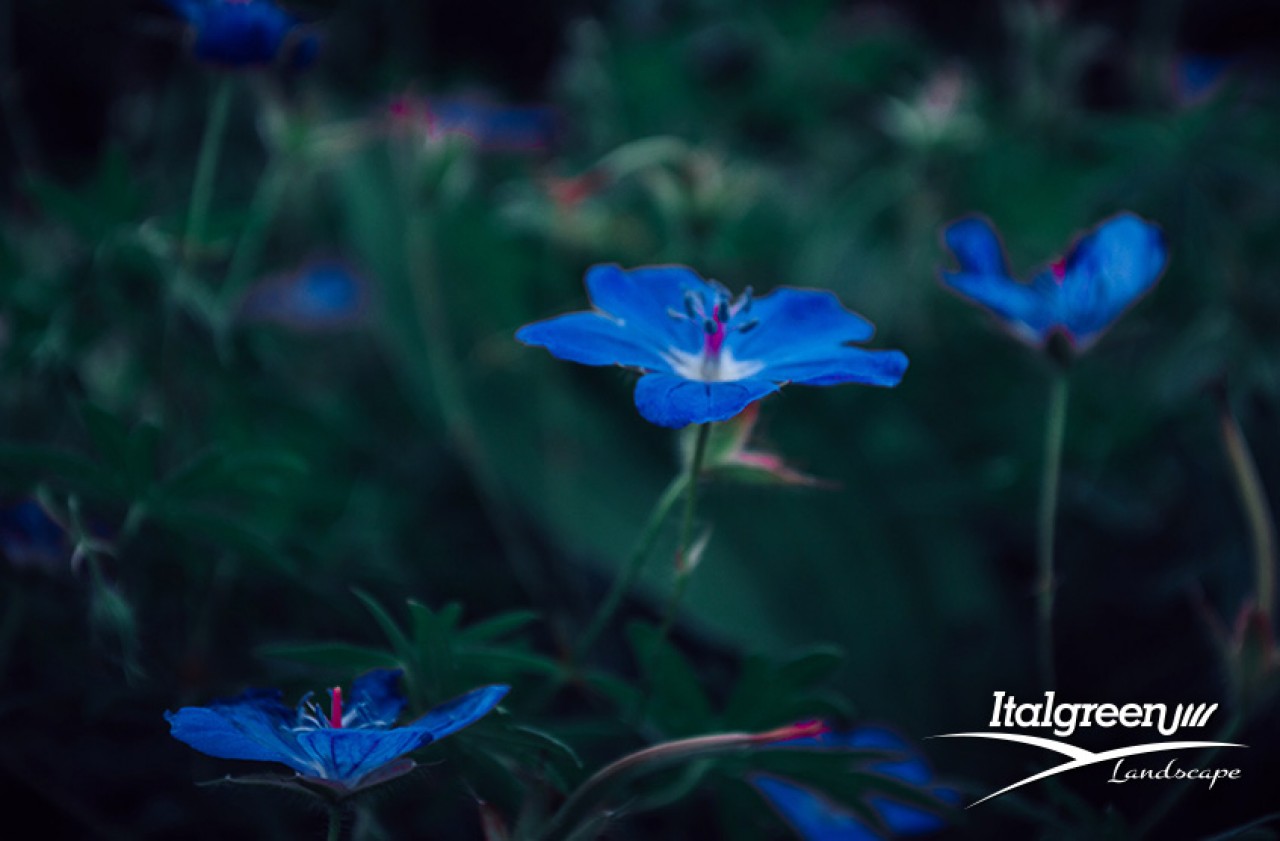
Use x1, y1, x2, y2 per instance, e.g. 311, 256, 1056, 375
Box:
940, 212, 1168, 352
516, 265, 908, 428
753, 727, 957, 841
165, 0, 318, 69
167, 670, 508, 794
238, 260, 368, 330
0, 499, 67, 571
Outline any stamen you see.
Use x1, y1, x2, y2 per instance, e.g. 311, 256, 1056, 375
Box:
715, 301, 730, 323
739, 287, 753, 314
667, 307, 688, 320
329, 687, 343, 728
683, 291, 701, 319
703, 318, 719, 335
735, 318, 759, 334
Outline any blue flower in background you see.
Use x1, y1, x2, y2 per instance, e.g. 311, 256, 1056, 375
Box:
0, 499, 67, 572
940, 212, 1168, 352
167, 670, 508, 794
238, 260, 368, 330
516, 265, 908, 428
165, 0, 319, 70
753, 727, 957, 841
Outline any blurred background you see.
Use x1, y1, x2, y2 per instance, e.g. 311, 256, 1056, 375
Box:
2, 0, 1280, 838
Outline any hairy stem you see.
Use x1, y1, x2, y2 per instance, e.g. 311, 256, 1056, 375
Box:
1037, 372, 1069, 692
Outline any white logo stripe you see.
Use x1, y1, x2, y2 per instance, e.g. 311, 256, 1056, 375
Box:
930, 733, 1246, 807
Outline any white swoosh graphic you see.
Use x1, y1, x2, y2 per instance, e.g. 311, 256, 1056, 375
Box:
929, 732, 1247, 807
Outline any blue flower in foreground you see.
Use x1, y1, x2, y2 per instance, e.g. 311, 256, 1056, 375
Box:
516, 265, 908, 428
165, 0, 318, 69
167, 670, 508, 794
940, 212, 1168, 352
238, 260, 368, 329
753, 727, 958, 841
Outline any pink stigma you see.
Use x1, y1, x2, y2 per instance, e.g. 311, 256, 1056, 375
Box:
1050, 258, 1067, 283
703, 312, 727, 357
329, 687, 343, 728
751, 719, 830, 744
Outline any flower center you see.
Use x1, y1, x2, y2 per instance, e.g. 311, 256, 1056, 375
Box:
665, 285, 764, 382
329, 687, 343, 729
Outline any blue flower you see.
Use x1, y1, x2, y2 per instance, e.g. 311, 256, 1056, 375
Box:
167, 670, 508, 794
940, 212, 1168, 352
238, 260, 368, 330
516, 265, 908, 428
0, 499, 67, 571
165, 0, 319, 70
752, 727, 958, 841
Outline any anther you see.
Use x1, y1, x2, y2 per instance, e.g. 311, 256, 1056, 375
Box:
683, 291, 701, 319
736, 319, 759, 334
703, 318, 719, 335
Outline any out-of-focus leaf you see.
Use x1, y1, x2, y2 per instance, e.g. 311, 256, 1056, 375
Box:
256, 642, 402, 672
627, 621, 714, 734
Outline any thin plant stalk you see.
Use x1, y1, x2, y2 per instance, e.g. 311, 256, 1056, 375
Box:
1216, 387, 1277, 617
326, 803, 343, 841
1037, 372, 1069, 692
574, 472, 690, 664
183, 78, 234, 265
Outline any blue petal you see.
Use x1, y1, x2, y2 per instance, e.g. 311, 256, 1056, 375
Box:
942, 216, 1010, 277
347, 669, 406, 728
585, 264, 710, 355
405, 684, 510, 740
0, 500, 66, 569
296, 728, 432, 785
753, 774, 881, 841
869, 788, 957, 836
188, 1, 305, 68
760, 347, 908, 388
166, 692, 314, 775
728, 288, 874, 364
240, 261, 367, 329
1057, 213, 1167, 347
517, 312, 674, 372
941, 269, 1056, 345
841, 727, 930, 785
633, 374, 778, 428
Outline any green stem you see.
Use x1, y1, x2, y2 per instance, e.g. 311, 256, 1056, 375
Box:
639, 424, 711, 716
183, 78, 234, 265
326, 803, 343, 841
1136, 713, 1243, 838
1037, 372, 1069, 692
1216, 388, 1277, 618
574, 472, 690, 664
216, 158, 288, 352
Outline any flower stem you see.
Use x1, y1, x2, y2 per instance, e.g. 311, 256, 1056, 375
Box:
326, 803, 343, 841
183, 77, 233, 265
215, 157, 288, 354
1215, 384, 1277, 618
1037, 371, 1069, 692
637, 424, 711, 717
538, 720, 824, 841
574, 472, 690, 664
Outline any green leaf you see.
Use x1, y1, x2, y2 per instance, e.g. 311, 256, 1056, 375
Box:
353, 590, 415, 665
777, 645, 846, 687
257, 642, 402, 672
460, 610, 540, 643
626, 621, 714, 734
80, 403, 131, 472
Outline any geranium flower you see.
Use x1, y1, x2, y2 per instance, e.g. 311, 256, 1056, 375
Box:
238, 260, 368, 330
165, 0, 319, 70
516, 265, 908, 428
167, 670, 508, 795
940, 212, 1168, 352
752, 727, 957, 841
0, 499, 67, 572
